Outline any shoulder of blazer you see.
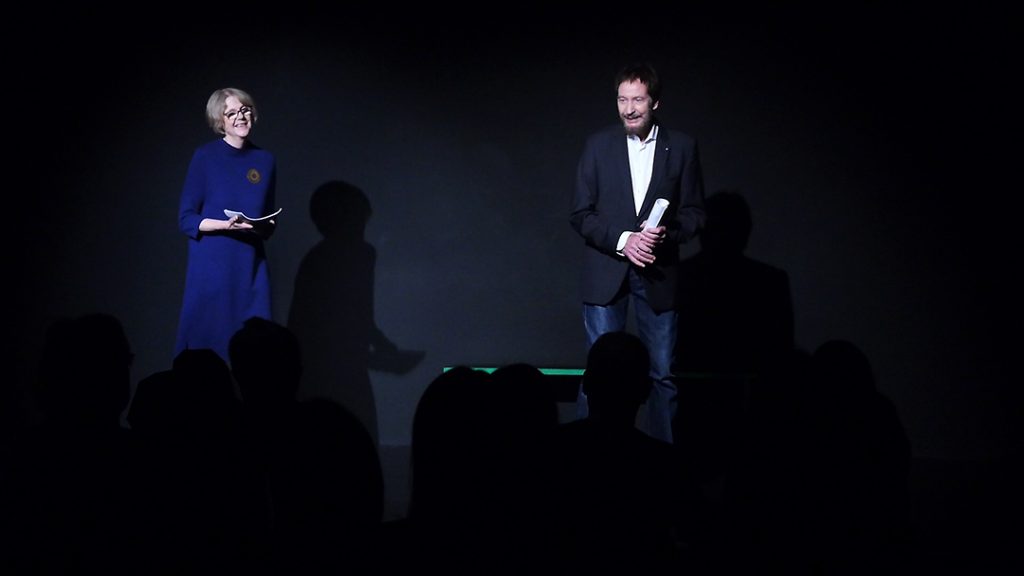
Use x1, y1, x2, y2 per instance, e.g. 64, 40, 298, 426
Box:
586, 124, 626, 145
657, 127, 698, 151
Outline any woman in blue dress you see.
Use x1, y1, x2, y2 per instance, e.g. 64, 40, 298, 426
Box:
175, 87, 277, 362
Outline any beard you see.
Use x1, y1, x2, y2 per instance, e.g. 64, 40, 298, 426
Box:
621, 113, 652, 137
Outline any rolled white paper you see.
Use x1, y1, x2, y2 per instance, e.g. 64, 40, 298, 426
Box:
643, 198, 670, 230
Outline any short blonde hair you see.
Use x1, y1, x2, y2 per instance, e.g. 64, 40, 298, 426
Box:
206, 87, 258, 135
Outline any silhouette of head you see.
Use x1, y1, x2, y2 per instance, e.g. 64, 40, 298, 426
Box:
229, 316, 303, 409
125, 368, 176, 434
583, 331, 651, 418
700, 190, 752, 255
491, 362, 560, 435
36, 312, 133, 427
309, 180, 371, 239
171, 348, 240, 427
811, 339, 876, 397
409, 366, 494, 520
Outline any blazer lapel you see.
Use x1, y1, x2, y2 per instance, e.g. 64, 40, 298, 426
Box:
615, 135, 634, 213
639, 128, 670, 222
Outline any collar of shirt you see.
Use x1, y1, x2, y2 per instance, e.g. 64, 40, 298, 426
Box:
627, 123, 659, 149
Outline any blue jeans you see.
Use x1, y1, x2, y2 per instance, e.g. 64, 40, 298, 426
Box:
577, 268, 678, 443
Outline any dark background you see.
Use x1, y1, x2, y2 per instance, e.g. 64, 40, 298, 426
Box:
11, 6, 1015, 461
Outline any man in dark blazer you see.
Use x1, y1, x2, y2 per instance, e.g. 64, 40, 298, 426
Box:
570, 62, 705, 443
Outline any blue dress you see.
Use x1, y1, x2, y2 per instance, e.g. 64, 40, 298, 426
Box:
175, 138, 276, 362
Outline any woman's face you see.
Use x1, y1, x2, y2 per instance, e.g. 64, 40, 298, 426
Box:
222, 95, 253, 141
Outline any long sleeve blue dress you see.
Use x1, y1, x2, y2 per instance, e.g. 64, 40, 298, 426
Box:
175, 138, 276, 362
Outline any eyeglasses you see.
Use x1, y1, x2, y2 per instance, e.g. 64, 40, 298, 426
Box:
224, 106, 253, 121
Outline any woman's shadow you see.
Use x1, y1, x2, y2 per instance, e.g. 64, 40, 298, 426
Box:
287, 180, 423, 446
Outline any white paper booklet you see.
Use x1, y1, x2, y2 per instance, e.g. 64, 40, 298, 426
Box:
223, 207, 282, 223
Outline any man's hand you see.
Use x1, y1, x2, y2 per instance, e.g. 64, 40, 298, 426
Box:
624, 225, 665, 267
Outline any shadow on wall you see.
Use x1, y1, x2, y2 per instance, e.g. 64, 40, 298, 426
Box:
287, 180, 424, 446
675, 188, 795, 376
673, 189, 795, 484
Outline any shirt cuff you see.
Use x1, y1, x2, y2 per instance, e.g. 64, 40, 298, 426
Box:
616, 231, 631, 254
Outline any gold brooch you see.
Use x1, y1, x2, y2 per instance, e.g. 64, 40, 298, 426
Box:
247, 168, 261, 184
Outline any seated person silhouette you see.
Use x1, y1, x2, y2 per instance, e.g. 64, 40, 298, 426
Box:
540, 331, 688, 571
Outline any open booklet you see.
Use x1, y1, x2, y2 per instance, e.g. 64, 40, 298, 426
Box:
223, 207, 283, 223
224, 207, 282, 236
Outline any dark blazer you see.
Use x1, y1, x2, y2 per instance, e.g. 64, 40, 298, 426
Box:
570, 122, 706, 312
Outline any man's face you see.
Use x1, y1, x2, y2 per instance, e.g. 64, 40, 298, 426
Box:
617, 80, 658, 138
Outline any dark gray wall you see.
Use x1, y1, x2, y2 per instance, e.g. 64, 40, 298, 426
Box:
14, 7, 1015, 458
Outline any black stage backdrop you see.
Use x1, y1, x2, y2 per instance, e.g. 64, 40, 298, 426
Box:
11, 6, 1015, 459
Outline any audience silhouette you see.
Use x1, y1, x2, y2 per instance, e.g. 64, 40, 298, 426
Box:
703, 346, 816, 574
6, 313, 140, 575
802, 339, 912, 573
127, 347, 263, 575
707, 340, 913, 575
384, 365, 500, 572
229, 316, 385, 575
540, 331, 689, 572
6, 308, 944, 575
489, 362, 561, 462
486, 363, 563, 567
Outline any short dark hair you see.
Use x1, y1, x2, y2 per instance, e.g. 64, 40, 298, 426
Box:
583, 331, 651, 407
615, 63, 661, 103
228, 316, 302, 403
